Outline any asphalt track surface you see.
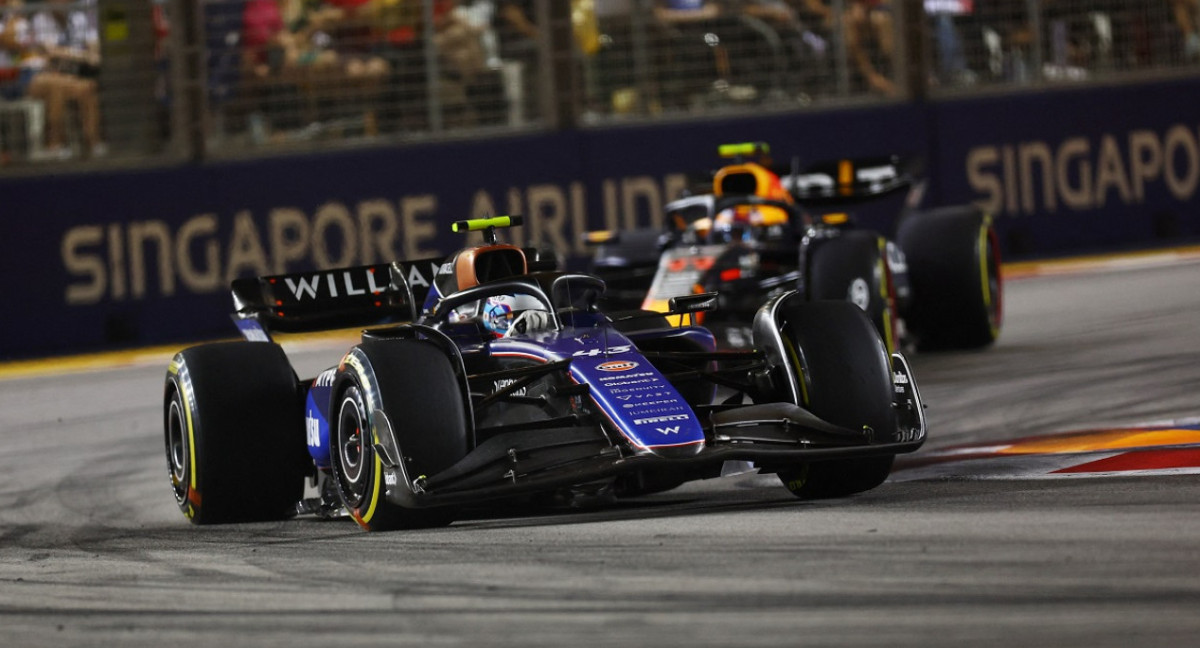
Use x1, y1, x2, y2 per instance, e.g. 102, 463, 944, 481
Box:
2, 251, 1199, 647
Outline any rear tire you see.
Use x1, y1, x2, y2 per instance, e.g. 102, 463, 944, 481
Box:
163, 342, 308, 524
896, 205, 1003, 350
330, 339, 469, 531
770, 299, 897, 499
806, 230, 899, 353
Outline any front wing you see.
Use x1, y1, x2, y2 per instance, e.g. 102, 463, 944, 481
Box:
381, 353, 926, 509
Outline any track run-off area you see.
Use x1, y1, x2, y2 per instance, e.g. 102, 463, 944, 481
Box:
1, 246, 1199, 647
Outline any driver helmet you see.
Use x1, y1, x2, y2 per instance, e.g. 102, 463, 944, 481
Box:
713, 208, 753, 242
481, 294, 546, 337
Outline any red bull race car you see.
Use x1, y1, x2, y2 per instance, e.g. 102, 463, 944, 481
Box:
163, 216, 927, 531
588, 142, 1003, 352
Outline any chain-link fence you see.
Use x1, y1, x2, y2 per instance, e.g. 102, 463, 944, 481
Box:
1, 0, 172, 166
2, 0, 1199, 169
924, 0, 1196, 90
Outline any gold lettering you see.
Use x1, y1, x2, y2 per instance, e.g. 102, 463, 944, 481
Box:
128, 221, 174, 298
62, 225, 106, 305
1164, 125, 1200, 200
1094, 135, 1132, 207
225, 211, 270, 283
176, 215, 221, 293
966, 147, 1002, 216
1056, 138, 1092, 210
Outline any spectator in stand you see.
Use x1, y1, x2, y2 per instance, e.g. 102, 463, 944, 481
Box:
432, 0, 490, 127
25, 0, 104, 158
590, 0, 638, 113
241, 0, 387, 140
1, 0, 36, 163
1, 0, 32, 87
1171, 0, 1200, 60
493, 0, 539, 121
1, 0, 34, 99
362, 0, 425, 132
737, 0, 835, 98
844, 0, 897, 96
651, 1, 734, 109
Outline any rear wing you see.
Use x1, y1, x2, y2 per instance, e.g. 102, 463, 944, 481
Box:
782, 156, 914, 205
230, 257, 443, 340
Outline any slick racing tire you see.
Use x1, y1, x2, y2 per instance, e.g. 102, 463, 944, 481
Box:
772, 299, 897, 499
330, 339, 469, 531
163, 342, 308, 524
806, 230, 899, 354
896, 205, 1002, 350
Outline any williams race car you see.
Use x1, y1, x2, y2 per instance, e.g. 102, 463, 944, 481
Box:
163, 215, 926, 531
588, 142, 1003, 352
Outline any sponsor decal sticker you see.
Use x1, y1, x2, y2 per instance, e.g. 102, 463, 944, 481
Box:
848, 277, 870, 310
305, 412, 322, 448
574, 345, 632, 357
597, 360, 639, 372
634, 414, 691, 425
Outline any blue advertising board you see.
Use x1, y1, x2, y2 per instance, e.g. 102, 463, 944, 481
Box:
2, 78, 1199, 359
930, 77, 1200, 256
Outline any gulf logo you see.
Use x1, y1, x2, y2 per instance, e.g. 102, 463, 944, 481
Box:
597, 360, 639, 372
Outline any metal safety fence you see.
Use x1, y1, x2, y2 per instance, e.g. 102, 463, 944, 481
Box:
2, 0, 1198, 170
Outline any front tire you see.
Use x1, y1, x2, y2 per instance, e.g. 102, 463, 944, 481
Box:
770, 299, 897, 499
330, 339, 469, 531
163, 342, 308, 524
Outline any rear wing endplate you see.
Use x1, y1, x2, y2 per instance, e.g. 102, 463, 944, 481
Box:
782, 156, 914, 205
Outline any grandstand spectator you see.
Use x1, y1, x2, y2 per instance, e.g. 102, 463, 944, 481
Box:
738, 0, 835, 98
432, 0, 492, 127
1171, 0, 1200, 61
925, 0, 974, 86
362, 0, 425, 132
1, 1, 33, 98
25, 0, 104, 158
241, 0, 387, 140
652, 1, 777, 108
1, 0, 35, 163
492, 0, 539, 121
844, 0, 897, 96
590, 0, 638, 113
973, 0, 1035, 82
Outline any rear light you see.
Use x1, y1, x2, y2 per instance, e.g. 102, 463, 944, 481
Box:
720, 268, 741, 282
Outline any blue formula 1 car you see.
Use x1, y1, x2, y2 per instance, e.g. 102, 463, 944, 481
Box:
163, 216, 927, 531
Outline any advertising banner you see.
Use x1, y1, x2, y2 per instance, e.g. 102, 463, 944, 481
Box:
5, 79, 1200, 359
